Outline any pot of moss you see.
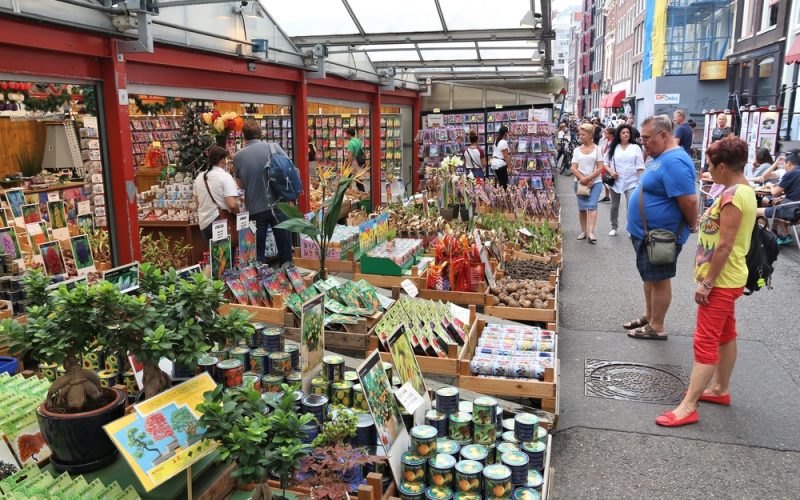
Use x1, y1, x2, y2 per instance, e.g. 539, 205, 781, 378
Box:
0, 271, 128, 473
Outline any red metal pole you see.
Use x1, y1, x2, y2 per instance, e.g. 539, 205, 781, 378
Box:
371, 89, 382, 211
101, 40, 140, 264
295, 76, 311, 214
412, 94, 422, 194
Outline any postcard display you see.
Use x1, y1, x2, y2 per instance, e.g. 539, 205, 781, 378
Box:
380, 114, 403, 203
308, 114, 371, 186
735, 106, 782, 164
129, 116, 181, 168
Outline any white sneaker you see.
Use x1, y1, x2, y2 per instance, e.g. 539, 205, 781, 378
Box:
609, 229, 617, 236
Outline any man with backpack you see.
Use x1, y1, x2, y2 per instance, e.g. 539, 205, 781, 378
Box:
345, 127, 367, 191
234, 120, 298, 265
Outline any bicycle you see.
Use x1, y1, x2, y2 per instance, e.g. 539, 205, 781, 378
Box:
557, 139, 574, 176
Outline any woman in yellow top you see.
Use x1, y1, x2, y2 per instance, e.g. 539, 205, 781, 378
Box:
656, 137, 757, 427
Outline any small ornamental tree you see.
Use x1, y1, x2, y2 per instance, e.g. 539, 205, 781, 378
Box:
177, 104, 213, 176
145, 413, 179, 451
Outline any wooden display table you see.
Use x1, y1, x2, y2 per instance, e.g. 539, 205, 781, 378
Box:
135, 167, 165, 193
139, 220, 206, 265
0, 181, 86, 196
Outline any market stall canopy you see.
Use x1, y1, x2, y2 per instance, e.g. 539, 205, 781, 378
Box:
601, 90, 626, 109
264, 0, 556, 83
786, 36, 800, 65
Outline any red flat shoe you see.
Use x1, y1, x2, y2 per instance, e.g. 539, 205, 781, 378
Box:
683, 391, 731, 406
655, 410, 699, 427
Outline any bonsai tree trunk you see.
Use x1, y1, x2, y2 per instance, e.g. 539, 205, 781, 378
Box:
142, 362, 172, 399
46, 354, 103, 412
250, 483, 273, 500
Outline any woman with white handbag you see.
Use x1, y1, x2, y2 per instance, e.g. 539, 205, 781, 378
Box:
571, 123, 605, 243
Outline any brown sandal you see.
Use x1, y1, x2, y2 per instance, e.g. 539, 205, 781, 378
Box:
623, 316, 649, 330
627, 325, 668, 340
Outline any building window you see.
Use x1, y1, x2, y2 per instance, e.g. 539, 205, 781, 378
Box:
756, 57, 775, 105
741, 0, 755, 38
759, 0, 779, 32
664, 0, 732, 76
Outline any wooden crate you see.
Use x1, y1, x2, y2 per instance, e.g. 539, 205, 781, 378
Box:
353, 262, 429, 290
220, 294, 287, 325
541, 434, 554, 500
457, 319, 558, 412
292, 247, 357, 274
483, 282, 559, 330
414, 259, 498, 306
367, 303, 477, 376
283, 309, 385, 355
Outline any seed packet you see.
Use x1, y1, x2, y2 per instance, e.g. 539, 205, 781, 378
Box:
324, 313, 360, 326
274, 270, 293, 295
100, 481, 124, 499
300, 287, 319, 303
337, 282, 363, 309
285, 266, 306, 293
261, 272, 283, 300
244, 278, 266, 306
286, 294, 303, 317
226, 277, 249, 305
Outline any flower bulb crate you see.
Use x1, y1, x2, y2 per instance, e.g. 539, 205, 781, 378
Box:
415, 260, 499, 307
484, 281, 559, 331
219, 294, 287, 325
292, 247, 357, 274
284, 309, 385, 355
457, 319, 559, 415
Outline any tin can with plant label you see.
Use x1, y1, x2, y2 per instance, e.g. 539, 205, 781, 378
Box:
287, 371, 302, 386
521, 440, 546, 470
217, 359, 243, 388
269, 352, 292, 377
453, 493, 481, 500
534, 426, 548, 443
425, 410, 449, 438
436, 439, 460, 457
98, 370, 117, 388
483, 464, 512, 499
322, 355, 345, 382
513, 413, 538, 442
454, 459, 483, 494
496, 442, 520, 458
104, 352, 121, 372
474, 422, 497, 445
460, 444, 489, 465
526, 469, 543, 491
229, 346, 250, 369
248, 348, 269, 375
353, 383, 369, 411
472, 396, 498, 426
331, 380, 353, 407
410, 425, 438, 458
501, 431, 519, 444
122, 371, 138, 397
511, 487, 540, 500
208, 348, 228, 361
243, 372, 262, 393
486, 443, 497, 465
311, 377, 330, 398
435, 386, 460, 414
261, 374, 284, 393
448, 412, 473, 443
82, 350, 101, 371
262, 327, 285, 352
247, 322, 265, 348
425, 486, 453, 500
398, 481, 426, 500
501, 451, 530, 485
301, 393, 328, 423
427, 453, 456, 489
400, 451, 426, 484
344, 370, 359, 383
355, 413, 377, 448
38, 363, 57, 382
284, 344, 300, 370
198, 356, 219, 380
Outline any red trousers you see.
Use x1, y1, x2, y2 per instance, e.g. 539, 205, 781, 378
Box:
694, 287, 744, 365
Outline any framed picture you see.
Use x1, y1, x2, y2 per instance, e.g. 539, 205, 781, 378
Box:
47, 200, 69, 240
21, 204, 41, 224
77, 214, 94, 234
69, 234, 95, 276
39, 240, 67, 277
103, 262, 140, 293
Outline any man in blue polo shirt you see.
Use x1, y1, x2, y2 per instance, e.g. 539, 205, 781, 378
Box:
625, 114, 698, 340
673, 109, 693, 157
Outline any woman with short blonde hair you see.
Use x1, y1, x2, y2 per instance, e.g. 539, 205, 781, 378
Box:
570, 123, 605, 243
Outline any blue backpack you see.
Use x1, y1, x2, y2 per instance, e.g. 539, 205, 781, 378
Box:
265, 145, 303, 202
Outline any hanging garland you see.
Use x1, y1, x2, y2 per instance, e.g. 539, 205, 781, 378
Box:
132, 96, 185, 115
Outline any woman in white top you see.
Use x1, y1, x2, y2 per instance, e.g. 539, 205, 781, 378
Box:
571, 123, 605, 243
463, 129, 486, 179
491, 125, 511, 189
604, 125, 645, 235
194, 145, 240, 242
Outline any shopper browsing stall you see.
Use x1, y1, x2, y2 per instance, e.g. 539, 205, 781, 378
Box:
656, 137, 756, 427
194, 146, 239, 243
605, 125, 645, 236
571, 123, 604, 244
233, 120, 294, 265
345, 127, 367, 191
490, 125, 511, 188
463, 129, 486, 179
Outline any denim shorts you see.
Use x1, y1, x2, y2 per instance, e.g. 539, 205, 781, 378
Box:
574, 182, 603, 210
631, 236, 682, 282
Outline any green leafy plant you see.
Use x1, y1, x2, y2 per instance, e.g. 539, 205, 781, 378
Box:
86, 229, 111, 265
276, 164, 365, 279
312, 411, 357, 448
139, 230, 191, 270
16, 147, 41, 178
198, 383, 314, 500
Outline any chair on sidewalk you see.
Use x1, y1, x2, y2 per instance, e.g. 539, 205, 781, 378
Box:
767, 199, 800, 250
698, 179, 723, 215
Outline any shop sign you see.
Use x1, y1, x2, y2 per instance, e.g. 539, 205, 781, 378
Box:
654, 94, 680, 104
426, 114, 444, 127
698, 60, 727, 81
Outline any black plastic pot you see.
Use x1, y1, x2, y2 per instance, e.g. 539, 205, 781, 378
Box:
37, 387, 126, 473
459, 206, 470, 222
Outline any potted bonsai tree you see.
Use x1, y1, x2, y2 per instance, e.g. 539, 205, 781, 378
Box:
276, 163, 366, 279
113, 263, 253, 399
199, 383, 314, 500
0, 270, 130, 472
297, 445, 383, 500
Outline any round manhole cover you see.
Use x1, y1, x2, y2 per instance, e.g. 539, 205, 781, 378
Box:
584, 359, 687, 404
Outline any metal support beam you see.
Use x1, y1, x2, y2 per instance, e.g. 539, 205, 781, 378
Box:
540, 0, 554, 75
341, 0, 366, 36
328, 45, 538, 54
433, 0, 448, 34
418, 73, 548, 81
373, 58, 541, 69
292, 28, 550, 46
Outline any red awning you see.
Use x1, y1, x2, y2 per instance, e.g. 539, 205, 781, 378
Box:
602, 90, 626, 108
786, 36, 800, 65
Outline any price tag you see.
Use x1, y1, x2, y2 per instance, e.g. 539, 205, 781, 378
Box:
377, 294, 396, 310
236, 212, 249, 231
394, 382, 425, 415
480, 247, 497, 288
450, 303, 471, 326
473, 229, 483, 249
211, 220, 227, 241
519, 227, 533, 237
77, 200, 91, 216
47, 192, 60, 202
400, 279, 419, 298
249, 221, 257, 233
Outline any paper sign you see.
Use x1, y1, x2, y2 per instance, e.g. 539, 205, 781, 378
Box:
377, 294, 395, 310
400, 279, 419, 298
519, 227, 533, 237
473, 229, 483, 249
46, 192, 60, 202
236, 212, 249, 231
480, 247, 496, 288
249, 221, 257, 233
450, 303, 471, 327
77, 200, 91, 216
394, 382, 425, 415
211, 220, 227, 241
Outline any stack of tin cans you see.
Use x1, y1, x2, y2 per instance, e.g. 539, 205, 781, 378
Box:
469, 324, 555, 381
